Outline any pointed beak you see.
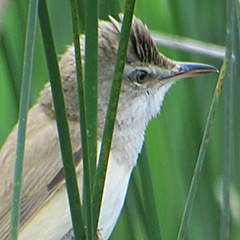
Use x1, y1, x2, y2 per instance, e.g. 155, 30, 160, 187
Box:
161, 61, 218, 83
176, 61, 218, 76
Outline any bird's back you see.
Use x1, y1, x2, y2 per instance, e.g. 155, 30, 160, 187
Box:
0, 102, 82, 239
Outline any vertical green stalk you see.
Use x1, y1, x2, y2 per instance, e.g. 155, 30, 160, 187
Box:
69, 0, 89, 239
83, 0, 99, 239
221, 0, 239, 239
8, 1, 38, 239
76, 0, 85, 33
92, 0, 136, 232
38, 1, 85, 239
84, 0, 98, 186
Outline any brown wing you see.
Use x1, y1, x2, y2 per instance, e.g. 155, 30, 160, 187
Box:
0, 103, 81, 239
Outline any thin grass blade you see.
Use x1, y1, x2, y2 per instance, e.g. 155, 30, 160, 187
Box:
38, 1, 85, 239
8, 1, 38, 239
177, 63, 224, 240
84, 0, 98, 188
83, 1, 99, 238
83, 1, 99, 239
92, 0, 136, 232
70, 0, 91, 239
76, 0, 85, 33
221, 0, 240, 239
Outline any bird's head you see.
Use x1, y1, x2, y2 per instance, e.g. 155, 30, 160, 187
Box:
49, 15, 217, 123
99, 15, 217, 96
97, 15, 218, 123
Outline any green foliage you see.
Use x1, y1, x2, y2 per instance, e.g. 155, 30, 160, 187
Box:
221, 0, 240, 239
92, 0, 136, 233
38, 1, 85, 239
8, 1, 38, 239
1, 0, 239, 240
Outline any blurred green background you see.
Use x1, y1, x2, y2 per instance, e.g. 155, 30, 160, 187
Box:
1, 0, 237, 239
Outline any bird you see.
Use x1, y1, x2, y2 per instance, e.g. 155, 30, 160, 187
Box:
0, 15, 217, 240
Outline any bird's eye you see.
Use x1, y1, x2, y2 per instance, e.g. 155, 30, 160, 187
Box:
136, 71, 148, 84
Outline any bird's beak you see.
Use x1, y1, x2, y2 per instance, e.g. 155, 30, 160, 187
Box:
160, 61, 218, 83
176, 61, 218, 77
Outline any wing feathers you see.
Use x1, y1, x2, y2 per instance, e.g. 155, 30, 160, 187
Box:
47, 149, 82, 192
